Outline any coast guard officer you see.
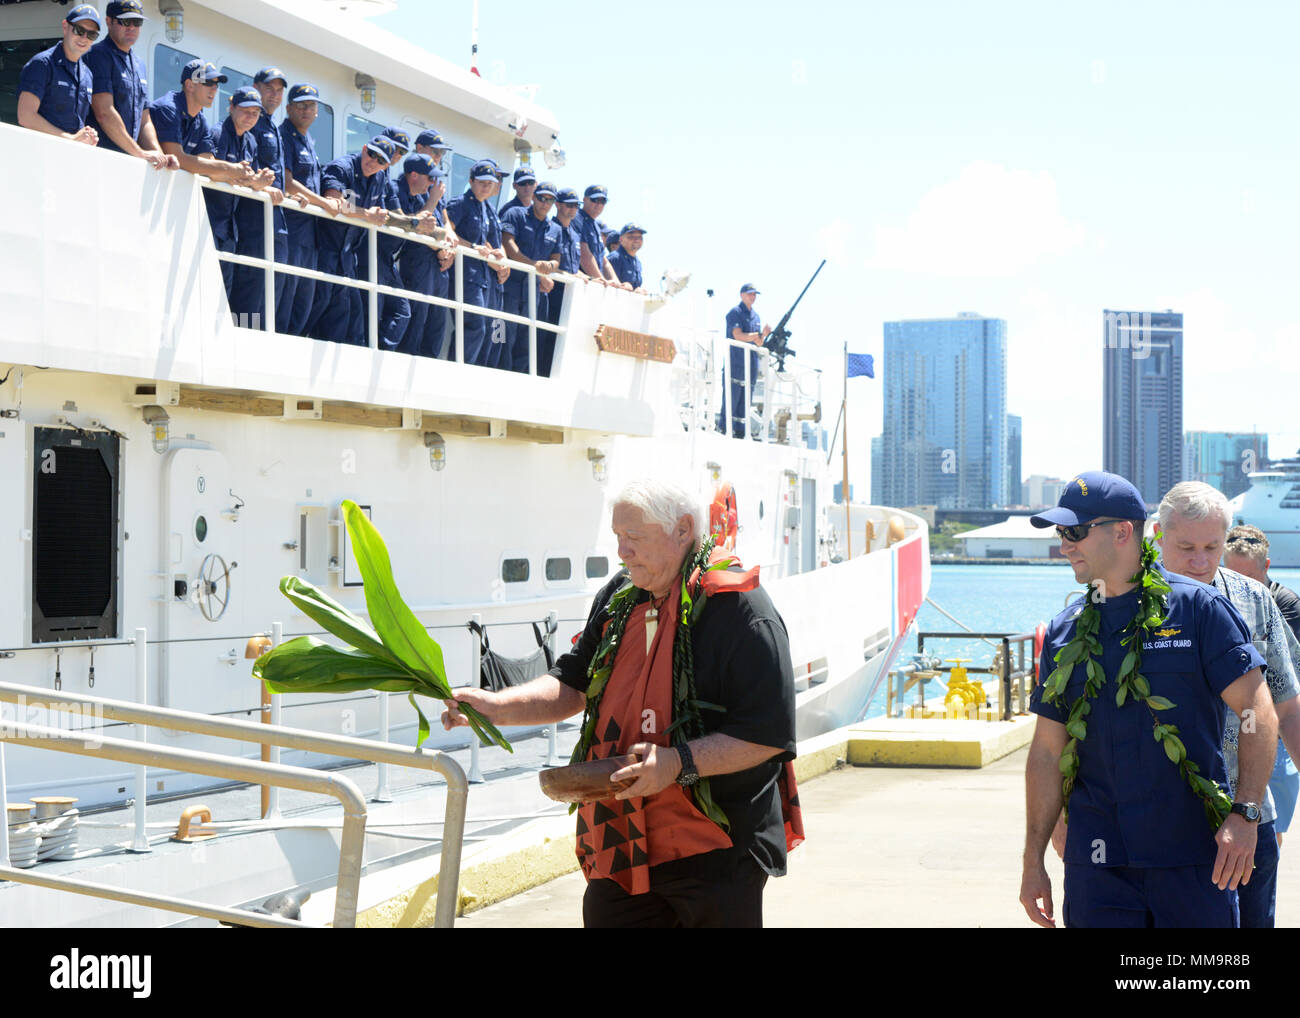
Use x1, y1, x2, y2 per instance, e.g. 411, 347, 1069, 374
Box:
368, 128, 415, 348
536, 186, 583, 377
500, 180, 562, 373
16, 5, 101, 146
723, 284, 768, 437
150, 60, 267, 187
397, 154, 454, 358
310, 135, 394, 345
499, 166, 536, 217
576, 185, 625, 288
1021, 471, 1275, 928
413, 129, 451, 172
84, 1, 175, 167
444, 159, 507, 365
608, 223, 647, 293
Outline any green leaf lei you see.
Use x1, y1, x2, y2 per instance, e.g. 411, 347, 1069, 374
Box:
569, 535, 731, 830
1041, 538, 1233, 831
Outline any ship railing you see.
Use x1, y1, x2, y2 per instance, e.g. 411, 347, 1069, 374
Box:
707, 334, 824, 444
0, 630, 469, 929
199, 177, 571, 375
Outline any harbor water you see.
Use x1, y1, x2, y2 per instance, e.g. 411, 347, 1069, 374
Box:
865, 563, 1300, 716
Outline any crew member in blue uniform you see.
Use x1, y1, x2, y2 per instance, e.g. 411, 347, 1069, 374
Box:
84, 1, 174, 168
16, 5, 102, 146
498, 166, 536, 218
481, 162, 512, 366
536, 186, 583, 378
444, 159, 507, 365
365, 128, 415, 349
310, 135, 395, 345
397, 154, 456, 358
608, 223, 647, 293
722, 284, 769, 437
575, 185, 624, 288
413, 129, 451, 172
1020, 472, 1276, 928
277, 83, 339, 337
150, 60, 266, 188
500, 181, 562, 373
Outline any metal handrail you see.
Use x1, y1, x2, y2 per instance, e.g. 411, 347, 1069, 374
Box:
0, 720, 365, 928
200, 176, 571, 374
0, 678, 468, 929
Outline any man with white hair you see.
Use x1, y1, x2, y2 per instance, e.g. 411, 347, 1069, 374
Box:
1156, 481, 1300, 928
442, 479, 799, 927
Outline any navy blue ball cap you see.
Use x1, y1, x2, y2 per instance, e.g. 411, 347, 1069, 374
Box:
365, 136, 397, 163
415, 129, 448, 149
287, 83, 319, 103
182, 59, 226, 85
382, 127, 411, 151
254, 66, 288, 85
469, 159, 498, 181
555, 187, 580, 205
740, 283, 760, 294
106, 0, 146, 20
66, 4, 104, 30
534, 181, 558, 198
1030, 471, 1148, 529
403, 153, 435, 176
584, 184, 608, 201
513, 166, 537, 184
230, 85, 264, 109
620, 221, 646, 235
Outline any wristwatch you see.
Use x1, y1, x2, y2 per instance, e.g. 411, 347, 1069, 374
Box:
1230, 802, 1261, 823
675, 742, 700, 787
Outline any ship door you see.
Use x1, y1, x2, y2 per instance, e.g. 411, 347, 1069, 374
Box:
801, 478, 817, 573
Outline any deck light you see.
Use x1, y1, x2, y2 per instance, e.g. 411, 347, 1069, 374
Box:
424, 431, 446, 471
355, 73, 377, 114
587, 448, 607, 483
543, 138, 565, 170
159, 0, 184, 42
143, 405, 170, 454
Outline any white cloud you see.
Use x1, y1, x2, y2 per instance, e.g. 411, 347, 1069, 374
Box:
817, 218, 853, 260
866, 161, 1086, 277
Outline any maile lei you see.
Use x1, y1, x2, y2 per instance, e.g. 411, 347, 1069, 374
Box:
1041, 538, 1233, 831
569, 535, 731, 830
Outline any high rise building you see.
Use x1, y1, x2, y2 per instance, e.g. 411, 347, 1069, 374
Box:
1006, 414, 1022, 506
1183, 431, 1268, 500
1023, 474, 1067, 508
879, 314, 1008, 509
870, 435, 882, 504
1102, 309, 1183, 506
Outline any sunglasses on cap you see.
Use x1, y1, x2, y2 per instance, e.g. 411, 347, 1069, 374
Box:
70, 23, 100, 41
1055, 519, 1121, 543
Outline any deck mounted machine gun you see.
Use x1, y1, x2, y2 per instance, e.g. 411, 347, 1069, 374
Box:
763, 259, 826, 372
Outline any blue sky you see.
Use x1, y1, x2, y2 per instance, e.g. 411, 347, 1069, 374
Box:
376, 0, 1300, 496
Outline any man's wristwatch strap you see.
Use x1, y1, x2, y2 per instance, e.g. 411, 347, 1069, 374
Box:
675, 741, 700, 787
1230, 801, 1261, 823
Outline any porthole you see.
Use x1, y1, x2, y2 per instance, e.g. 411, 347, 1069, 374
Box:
585, 556, 609, 578
502, 558, 530, 583
545, 557, 572, 581
195, 515, 208, 543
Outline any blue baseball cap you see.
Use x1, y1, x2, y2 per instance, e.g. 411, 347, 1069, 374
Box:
182, 59, 226, 85
229, 86, 264, 109
403, 153, 437, 176
469, 159, 499, 181
66, 4, 104, 30
620, 221, 646, 235
1030, 471, 1149, 529
287, 83, 319, 103
106, 0, 146, 19
555, 187, 580, 205
739, 283, 760, 294
254, 66, 288, 85
513, 166, 537, 185
584, 184, 608, 201
415, 129, 449, 149
383, 127, 411, 152
534, 181, 558, 198
365, 136, 397, 163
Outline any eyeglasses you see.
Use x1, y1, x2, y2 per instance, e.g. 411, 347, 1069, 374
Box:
588, 197, 607, 204
70, 23, 100, 41
1055, 519, 1120, 543
534, 195, 556, 204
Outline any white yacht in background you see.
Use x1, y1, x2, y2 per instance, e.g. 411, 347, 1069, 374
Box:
1231, 451, 1300, 567
0, 0, 928, 926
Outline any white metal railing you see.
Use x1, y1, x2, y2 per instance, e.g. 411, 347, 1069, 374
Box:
703, 334, 822, 445
200, 177, 572, 375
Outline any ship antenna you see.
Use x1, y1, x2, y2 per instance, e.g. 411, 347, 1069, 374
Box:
470, 0, 480, 76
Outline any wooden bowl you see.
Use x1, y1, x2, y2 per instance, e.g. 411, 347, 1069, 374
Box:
539, 755, 638, 804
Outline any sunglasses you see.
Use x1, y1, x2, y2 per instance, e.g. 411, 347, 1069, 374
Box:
588, 197, 607, 204
70, 23, 100, 41
534, 195, 556, 204
1055, 519, 1120, 543
1228, 535, 1264, 546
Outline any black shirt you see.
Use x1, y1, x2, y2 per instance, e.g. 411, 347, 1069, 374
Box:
1270, 580, 1300, 642
551, 570, 797, 876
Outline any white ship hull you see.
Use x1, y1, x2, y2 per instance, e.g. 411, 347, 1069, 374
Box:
1232, 469, 1300, 568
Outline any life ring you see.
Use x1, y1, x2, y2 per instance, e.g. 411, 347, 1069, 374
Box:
1032, 622, 1047, 682
709, 482, 738, 551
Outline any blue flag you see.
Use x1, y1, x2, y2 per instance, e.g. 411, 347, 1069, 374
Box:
847, 352, 874, 378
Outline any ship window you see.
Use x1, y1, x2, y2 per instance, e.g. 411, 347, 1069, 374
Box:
545, 557, 571, 581
151, 44, 199, 101
194, 515, 208, 543
502, 558, 529, 583
449, 152, 474, 202
1, 38, 60, 125
217, 67, 254, 122
32, 428, 121, 643
346, 114, 386, 158
310, 102, 335, 162
585, 556, 609, 579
